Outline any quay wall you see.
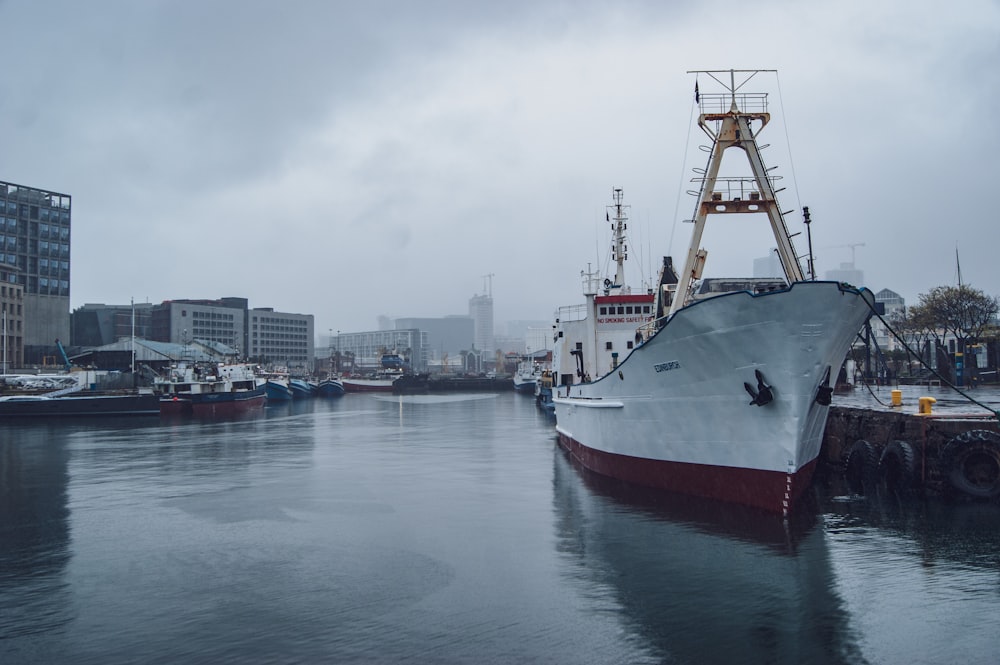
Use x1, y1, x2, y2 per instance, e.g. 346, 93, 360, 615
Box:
822, 406, 1000, 498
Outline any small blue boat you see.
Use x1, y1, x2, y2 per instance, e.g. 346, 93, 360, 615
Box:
265, 378, 293, 402
317, 377, 345, 397
289, 378, 317, 398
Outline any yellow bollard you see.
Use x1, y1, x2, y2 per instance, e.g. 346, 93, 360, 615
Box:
918, 396, 936, 415
891, 389, 902, 407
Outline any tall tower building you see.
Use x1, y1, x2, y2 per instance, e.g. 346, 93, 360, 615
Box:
469, 291, 494, 353
1, 181, 71, 364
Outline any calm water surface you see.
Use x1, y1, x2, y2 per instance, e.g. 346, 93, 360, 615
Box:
2, 390, 999, 664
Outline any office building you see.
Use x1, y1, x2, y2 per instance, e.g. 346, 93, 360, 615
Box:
393, 316, 474, 360
145, 297, 313, 369
1, 180, 72, 363
71, 302, 154, 347
151, 298, 249, 351
468, 293, 494, 353
248, 307, 314, 370
1, 257, 24, 370
334, 328, 428, 372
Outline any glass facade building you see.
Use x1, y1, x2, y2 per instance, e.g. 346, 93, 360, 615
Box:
0, 180, 72, 364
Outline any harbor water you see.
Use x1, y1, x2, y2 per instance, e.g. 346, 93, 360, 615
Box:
2, 390, 1000, 664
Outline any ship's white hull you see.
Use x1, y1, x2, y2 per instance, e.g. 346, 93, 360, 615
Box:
553, 281, 873, 513
341, 377, 397, 393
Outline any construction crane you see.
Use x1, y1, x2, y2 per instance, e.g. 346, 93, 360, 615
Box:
55, 338, 72, 371
481, 273, 495, 297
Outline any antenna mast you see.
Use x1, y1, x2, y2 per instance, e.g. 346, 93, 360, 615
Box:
481, 273, 495, 297
607, 187, 629, 290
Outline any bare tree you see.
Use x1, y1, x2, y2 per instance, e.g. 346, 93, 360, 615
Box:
918, 285, 998, 341
914, 285, 999, 383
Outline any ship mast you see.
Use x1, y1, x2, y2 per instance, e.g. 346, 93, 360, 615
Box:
607, 187, 629, 292
669, 69, 804, 317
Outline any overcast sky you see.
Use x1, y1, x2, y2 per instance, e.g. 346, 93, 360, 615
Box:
2, 0, 997, 340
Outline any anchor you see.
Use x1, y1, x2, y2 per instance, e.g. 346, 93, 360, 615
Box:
744, 369, 773, 407
815, 366, 833, 406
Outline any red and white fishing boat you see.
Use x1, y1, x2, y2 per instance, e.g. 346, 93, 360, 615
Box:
551, 70, 874, 515
155, 362, 266, 416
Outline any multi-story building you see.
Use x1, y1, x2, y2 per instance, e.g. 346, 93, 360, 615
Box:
71, 302, 154, 347
334, 328, 428, 372
151, 297, 249, 353
393, 316, 474, 360
247, 308, 314, 370
468, 293, 494, 354
1, 180, 72, 364
872, 288, 906, 352
1, 257, 24, 370
146, 297, 313, 370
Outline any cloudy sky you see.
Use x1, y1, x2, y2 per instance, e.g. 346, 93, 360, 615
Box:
2, 0, 997, 340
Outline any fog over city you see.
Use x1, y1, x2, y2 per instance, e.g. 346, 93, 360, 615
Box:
1, 0, 997, 337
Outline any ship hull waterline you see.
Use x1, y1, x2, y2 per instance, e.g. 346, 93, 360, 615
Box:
557, 431, 819, 514
341, 379, 397, 393
552, 281, 874, 514
159, 388, 266, 417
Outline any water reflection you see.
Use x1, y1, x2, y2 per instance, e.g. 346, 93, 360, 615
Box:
822, 474, 1000, 571
816, 474, 1000, 664
0, 423, 73, 640
552, 449, 866, 664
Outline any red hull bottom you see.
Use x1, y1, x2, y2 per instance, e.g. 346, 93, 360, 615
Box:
557, 431, 817, 515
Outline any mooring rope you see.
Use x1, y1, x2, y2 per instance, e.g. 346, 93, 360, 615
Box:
858, 295, 1000, 420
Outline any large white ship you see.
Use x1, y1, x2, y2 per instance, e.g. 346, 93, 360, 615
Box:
551, 70, 875, 514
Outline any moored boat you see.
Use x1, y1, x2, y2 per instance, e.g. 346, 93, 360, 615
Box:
512, 359, 544, 394
535, 369, 555, 415
0, 392, 159, 417
550, 71, 875, 515
342, 353, 408, 393
154, 362, 266, 416
392, 373, 513, 394
289, 378, 317, 398
341, 373, 400, 393
265, 377, 294, 402
317, 376, 345, 397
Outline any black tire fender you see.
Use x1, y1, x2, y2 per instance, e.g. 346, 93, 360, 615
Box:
877, 440, 917, 491
844, 439, 878, 494
942, 430, 1000, 500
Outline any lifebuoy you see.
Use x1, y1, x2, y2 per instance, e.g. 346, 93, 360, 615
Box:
843, 439, 878, 494
942, 430, 1000, 499
877, 440, 917, 492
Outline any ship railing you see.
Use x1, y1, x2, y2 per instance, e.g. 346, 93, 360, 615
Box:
697, 92, 768, 115
635, 317, 669, 343
558, 303, 589, 323
685, 176, 781, 203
